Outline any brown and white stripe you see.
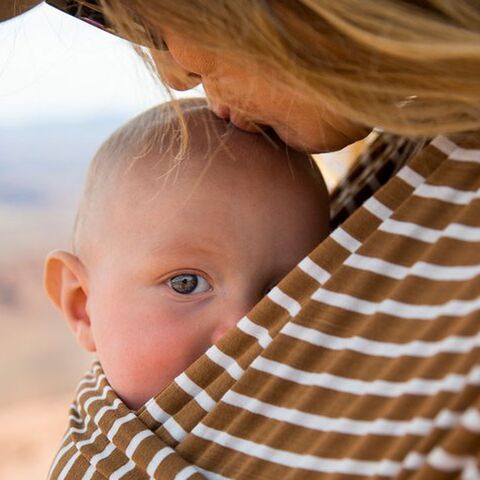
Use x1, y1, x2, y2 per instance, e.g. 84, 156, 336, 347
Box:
49, 130, 480, 479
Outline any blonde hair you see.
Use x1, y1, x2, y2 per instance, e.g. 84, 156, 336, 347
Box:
100, 0, 480, 137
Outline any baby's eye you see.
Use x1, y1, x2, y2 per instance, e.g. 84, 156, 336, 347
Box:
168, 273, 211, 295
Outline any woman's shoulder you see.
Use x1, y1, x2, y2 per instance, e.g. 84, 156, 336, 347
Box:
330, 130, 480, 229
330, 132, 425, 228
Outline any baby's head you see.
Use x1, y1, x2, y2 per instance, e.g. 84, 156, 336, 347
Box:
45, 99, 330, 409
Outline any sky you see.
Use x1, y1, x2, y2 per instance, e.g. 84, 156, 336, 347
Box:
0, 3, 203, 127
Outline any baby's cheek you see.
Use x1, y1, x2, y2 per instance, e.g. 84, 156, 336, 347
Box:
99, 338, 182, 409
92, 299, 218, 408
86, 291, 174, 406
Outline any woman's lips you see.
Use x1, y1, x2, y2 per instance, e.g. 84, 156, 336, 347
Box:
212, 105, 268, 134
213, 105, 231, 120
231, 116, 257, 132
211, 103, 305, 150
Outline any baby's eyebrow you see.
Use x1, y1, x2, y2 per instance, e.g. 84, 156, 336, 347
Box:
149, 240, 227, 259
146, 241, 228, 282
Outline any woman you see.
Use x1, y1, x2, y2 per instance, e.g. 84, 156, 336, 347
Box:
5, 1, 480, 478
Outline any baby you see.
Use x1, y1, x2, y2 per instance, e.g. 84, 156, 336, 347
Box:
44, 98, 330, 410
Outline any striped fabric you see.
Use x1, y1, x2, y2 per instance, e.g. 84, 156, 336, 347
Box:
49, 130, 480, 479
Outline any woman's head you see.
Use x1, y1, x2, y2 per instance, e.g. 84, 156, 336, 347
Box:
101, 0, 480, 152
150, 33, 370, 153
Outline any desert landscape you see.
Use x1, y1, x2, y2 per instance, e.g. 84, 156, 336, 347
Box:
0, 118, 121, 478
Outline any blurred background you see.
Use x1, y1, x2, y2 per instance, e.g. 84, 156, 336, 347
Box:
0, 3, 359, 478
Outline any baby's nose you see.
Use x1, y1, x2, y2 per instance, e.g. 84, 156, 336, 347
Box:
210, 293, 263, 345
211, 309, 246, 345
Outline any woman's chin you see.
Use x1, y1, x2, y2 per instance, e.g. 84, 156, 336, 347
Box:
272, 126, 321, 153
274, 124, 371, 154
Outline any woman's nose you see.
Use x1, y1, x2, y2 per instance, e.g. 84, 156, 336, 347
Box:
151, 50, 202, 91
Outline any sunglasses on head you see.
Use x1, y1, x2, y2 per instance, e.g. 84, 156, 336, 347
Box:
45, 0, 168, 50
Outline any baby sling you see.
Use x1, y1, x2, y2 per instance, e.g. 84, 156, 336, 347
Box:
49, 131, 480, 479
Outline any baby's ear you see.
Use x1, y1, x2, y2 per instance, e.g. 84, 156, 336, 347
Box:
44, 250, 96, 353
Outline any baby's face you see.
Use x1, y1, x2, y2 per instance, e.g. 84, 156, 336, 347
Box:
83, 137, 329, 410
